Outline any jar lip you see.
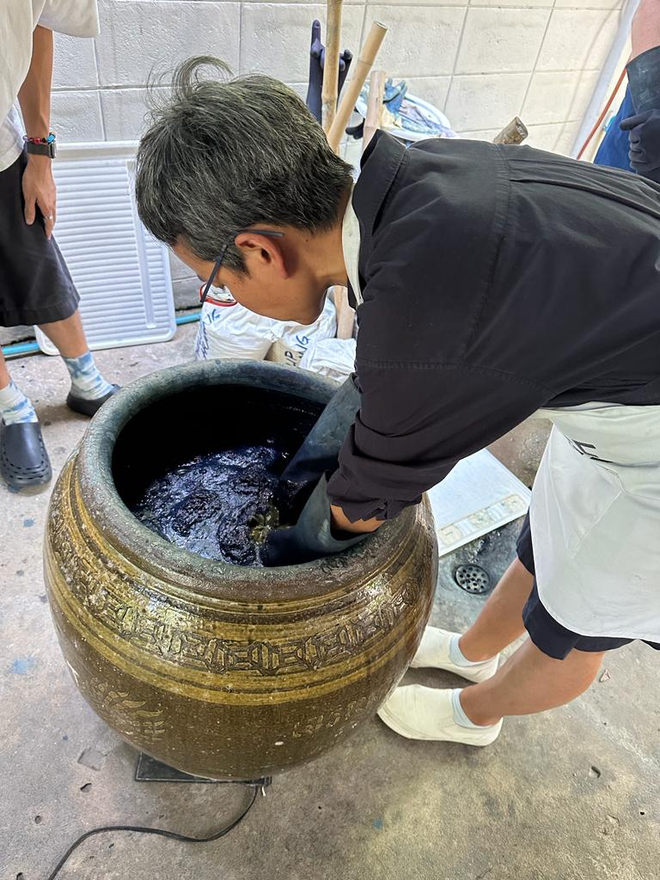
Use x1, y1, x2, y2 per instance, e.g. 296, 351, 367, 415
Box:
76, 359, 408, 602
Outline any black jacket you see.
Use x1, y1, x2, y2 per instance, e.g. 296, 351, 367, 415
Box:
326, 132, 660, 522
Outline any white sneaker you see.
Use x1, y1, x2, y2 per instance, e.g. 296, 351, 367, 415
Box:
411, 627, 499, 683
378, 685, 502, 745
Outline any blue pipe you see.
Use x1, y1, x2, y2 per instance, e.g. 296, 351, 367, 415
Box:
173, 312, 201, 326
2, 340, 39, 357
1, 311, 201, 359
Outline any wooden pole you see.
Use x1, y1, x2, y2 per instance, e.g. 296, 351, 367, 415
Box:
327, 21, 388, 153
333, 289, 354, 338
493, 116, 528, 145
322, 0, 343, 132
362, 69, 386, 152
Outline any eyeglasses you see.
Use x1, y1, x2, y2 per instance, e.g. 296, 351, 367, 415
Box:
199, 229, 285, 305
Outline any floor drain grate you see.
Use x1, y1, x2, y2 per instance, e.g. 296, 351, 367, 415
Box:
454, 564, 491, 595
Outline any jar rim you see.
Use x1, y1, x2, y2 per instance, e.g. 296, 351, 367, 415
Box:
76, 359, 410, 603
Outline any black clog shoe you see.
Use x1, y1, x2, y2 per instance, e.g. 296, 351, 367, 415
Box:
0, 420, 52, 490
66, 384, 120, 417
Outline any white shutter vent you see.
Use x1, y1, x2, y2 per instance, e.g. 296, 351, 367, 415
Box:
36, 143, 175, 354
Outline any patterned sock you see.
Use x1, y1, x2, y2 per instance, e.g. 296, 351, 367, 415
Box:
63, 352, 114, 401
0, 380, 38, 424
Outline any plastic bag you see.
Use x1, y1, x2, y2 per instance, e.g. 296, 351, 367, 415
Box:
195, 288, 337, 366
299, 336, 357, 383
355, 78, 457, 143
265, 296, 337, 368
194, 289, 277, 361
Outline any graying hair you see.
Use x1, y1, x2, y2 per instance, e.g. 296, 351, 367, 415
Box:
135, 56, 354, 273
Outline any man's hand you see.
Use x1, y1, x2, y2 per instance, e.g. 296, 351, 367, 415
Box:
22, 154, 56, 238
262, 478, 369, 567
620, 109, 660, 182
330, 504, 383, 535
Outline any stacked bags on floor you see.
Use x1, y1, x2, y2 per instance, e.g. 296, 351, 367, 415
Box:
194, 287, 356, 382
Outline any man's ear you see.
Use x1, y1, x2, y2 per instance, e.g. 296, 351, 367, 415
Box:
234, 232, 289, 278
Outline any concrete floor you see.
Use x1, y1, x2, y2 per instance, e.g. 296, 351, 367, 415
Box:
1, 324, 658, 880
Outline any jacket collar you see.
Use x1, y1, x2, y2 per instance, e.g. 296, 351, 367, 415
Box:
352, 131, 407, 241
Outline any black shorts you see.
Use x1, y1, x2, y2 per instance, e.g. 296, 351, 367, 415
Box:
517, 513, 660, 660
0, 150, 79, 327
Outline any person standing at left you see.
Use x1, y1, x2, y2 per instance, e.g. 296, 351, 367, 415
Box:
0, 1, 118, 491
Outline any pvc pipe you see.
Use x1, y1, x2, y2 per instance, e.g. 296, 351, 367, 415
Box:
571, 0, 640, 158
2, 340, 39, 357
174, 312, 202, 326
1, 311, 201, 359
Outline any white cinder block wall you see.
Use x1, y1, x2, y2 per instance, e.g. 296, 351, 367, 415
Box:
53, 0, 625, 152
49, 0, 626, 306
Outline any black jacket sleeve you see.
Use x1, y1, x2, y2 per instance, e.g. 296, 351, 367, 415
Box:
326, 360, 549, 523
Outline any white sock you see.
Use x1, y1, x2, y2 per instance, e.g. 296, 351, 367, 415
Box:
451, 689, 494, 730
63, 352, 114, 401
0, 380, 38, 425
449, 635, 491, 667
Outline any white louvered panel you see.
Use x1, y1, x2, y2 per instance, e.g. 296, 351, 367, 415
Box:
36, 143, 175, 354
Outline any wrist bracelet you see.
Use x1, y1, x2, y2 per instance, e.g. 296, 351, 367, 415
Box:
24, 132, 57, 158
24, 132, 56, 145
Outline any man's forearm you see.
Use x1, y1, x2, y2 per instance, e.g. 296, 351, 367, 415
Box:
16, 24, 57, 237
632, 0, 660, 59
17, 25, 53, 138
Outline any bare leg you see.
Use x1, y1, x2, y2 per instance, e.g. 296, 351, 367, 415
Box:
379, 561, 603, 743
0, 346, 11, 388
38, 309, 87, 358
458, 557, 534, 662
461, 639, 604, 726
631, 0, 660, 59
1, 310, 88, 389
39, 309, 115, 409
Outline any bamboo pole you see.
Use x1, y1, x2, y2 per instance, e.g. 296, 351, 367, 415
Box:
322, 0, 343, 132
362, 69, 386, 152
327, 21, 388, 153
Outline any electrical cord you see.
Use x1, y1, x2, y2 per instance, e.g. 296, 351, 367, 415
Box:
576, 66, 628, 160
46, 783, 261, 880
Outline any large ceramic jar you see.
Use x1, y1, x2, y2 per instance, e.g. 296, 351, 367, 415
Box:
45, 360, 437, 780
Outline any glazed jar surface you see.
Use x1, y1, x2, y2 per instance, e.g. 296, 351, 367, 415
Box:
45, 361, 438, 779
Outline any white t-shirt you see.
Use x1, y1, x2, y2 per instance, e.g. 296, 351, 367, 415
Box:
0, 0, 99, 172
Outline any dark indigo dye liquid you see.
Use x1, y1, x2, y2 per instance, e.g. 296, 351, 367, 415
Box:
112, 384, 324, 568
131, 444, 282, 566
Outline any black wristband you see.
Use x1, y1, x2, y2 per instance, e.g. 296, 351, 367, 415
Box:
26, 140, 56, 158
